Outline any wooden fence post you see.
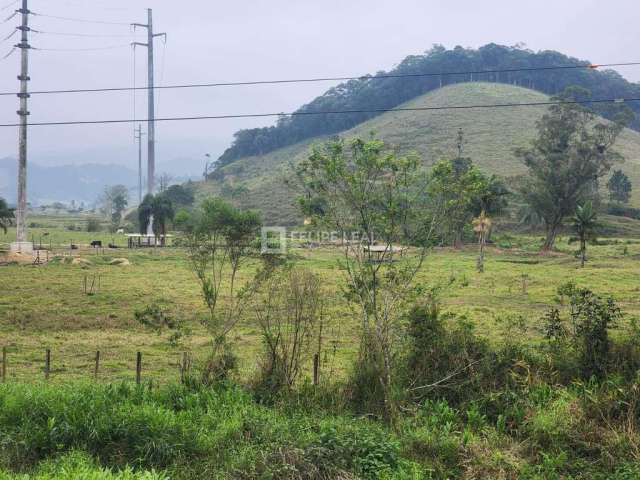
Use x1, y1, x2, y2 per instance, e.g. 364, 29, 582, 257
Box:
180, 352, 188, 384
136, 352, 142, 385
94, 351, 100, 379
2, 346, 6, 383
45, 349, 51, 380
313, 353, 320, 386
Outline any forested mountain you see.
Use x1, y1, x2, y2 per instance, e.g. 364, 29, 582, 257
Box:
217, 43, 640, 166
198, 83, 640, 225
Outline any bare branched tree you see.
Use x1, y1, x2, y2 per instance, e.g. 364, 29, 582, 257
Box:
254, 267, 324, 391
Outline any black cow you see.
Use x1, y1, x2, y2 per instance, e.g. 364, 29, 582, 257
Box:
90, 240, 102, 248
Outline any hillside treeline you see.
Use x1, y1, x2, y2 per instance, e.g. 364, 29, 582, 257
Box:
216, 43, 640, 167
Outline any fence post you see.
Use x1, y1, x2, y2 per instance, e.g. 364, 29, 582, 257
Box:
180, 352, 188, 384
2, 346, 6, 382
313, 353, 320, 386
136, 352, 142, 385
45, 349, 51, 380
94, 351, 100, 380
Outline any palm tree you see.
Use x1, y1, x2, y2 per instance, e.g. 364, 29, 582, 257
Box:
472, 210, 492, 273
138, 194, 154, 235
573, 201, 598, 267
0, 197, 14, 234
138, 194, 174, 245
152, 194, 174, 243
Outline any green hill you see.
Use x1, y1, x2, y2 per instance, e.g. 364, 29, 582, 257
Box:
197, 82, 640, 224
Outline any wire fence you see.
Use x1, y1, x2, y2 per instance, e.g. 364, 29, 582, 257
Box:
0, 345, 193, 385
0, 345, 326, 388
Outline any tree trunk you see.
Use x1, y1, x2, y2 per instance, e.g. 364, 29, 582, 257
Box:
580, 237, 586, 267
477, 232, 485, 273
541, 220, 561, 252
453, 229, 464, 249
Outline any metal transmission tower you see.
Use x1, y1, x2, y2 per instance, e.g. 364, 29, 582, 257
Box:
11, 0, 33, 253
134, 124, 146, 204
132, 9, 165, 196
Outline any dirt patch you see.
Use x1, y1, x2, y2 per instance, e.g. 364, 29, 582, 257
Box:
71, 257, 92, 266
0, 251, 36, 265
109, 258, 131, 266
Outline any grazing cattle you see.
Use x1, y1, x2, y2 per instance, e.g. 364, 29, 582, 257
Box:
71, 244, 79, 250
108, 243, 119, 249
90, 240, 102, 248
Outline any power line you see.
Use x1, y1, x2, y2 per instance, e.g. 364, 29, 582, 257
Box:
0, 61, 638, 97
0, 45, 15, 59
0, 96, 636, 128
34, 43, 131, 52
31, 12, 131, 26
31, 28, 142, 38
1, 27, 16, 41
0, 0, 17, 12
3, 10, 17, 22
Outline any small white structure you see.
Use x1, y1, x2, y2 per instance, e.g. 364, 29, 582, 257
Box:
10, 241, 33, 254
363, 244, 406, 262
125, 234, 171, 248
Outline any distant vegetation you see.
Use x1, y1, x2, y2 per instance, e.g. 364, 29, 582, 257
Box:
216, 43, 640, 166
0, 197, 14, 234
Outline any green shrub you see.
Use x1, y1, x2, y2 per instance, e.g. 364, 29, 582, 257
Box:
0, 451, 167, 479
306, 426, 400, 479
0, 383, 204, 470
86, 218, 102, 232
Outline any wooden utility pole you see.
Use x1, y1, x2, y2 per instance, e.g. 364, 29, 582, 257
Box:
133, 9, 165, 196
134, 124, 145, 204
12, 0, 32, 253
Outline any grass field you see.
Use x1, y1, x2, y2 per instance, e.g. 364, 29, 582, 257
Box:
2, 216, 640, 385
3, 213, 640, 479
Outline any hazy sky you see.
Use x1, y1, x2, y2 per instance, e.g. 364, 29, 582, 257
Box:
0, 0, 639, 171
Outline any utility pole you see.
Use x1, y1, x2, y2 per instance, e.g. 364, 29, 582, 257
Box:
456, 128, 464, 158
134, 124, 146, 204
11, 0, 32, 253
133, 9, 165, 196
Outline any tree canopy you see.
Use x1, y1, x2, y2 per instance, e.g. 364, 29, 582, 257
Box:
516, 87, 629, 251
427, 148, 507, 247
607, 169, 632, 204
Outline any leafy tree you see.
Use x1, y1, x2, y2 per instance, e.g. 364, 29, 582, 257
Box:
297, 137, 439, 422
474, 174, 509, 217
111, 193, 128, 225
516, 87, 628, 251
570, 289, 621, 380
607, 169, 632, 204
542, 286, 622, 379
573, 201, 598, 267
178, 198, 262, 356
162, 184, 195, 209
0, 197, 14, 234
427, 157, 492, 248
100, 185, 129, 221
